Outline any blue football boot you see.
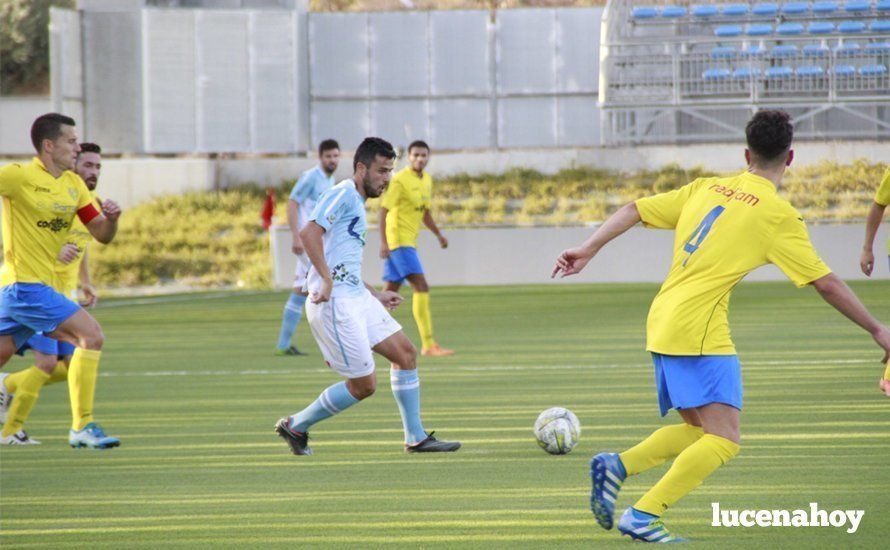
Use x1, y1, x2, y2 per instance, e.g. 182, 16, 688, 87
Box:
617, 507, 687, 543
590, 452, 627, 529
69, 422, 121, 449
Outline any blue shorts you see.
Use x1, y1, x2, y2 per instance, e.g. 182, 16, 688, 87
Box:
0, 283, 81, 350
652, 353, 743, 417
383, 246, 424, 284
17, 333, 76, 358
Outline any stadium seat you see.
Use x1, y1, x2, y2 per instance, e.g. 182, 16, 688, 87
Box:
796, 65, 826, 76
746, 24, 773, 36
722, 4, 750, 16
661, 6, 688, 18
813, 1, 840, 14
803, 43, 831, 56
778, 22, 805, 35
843, 0, 871, 12
632, 7, 659, 19
782, 2, 811, 14
838, 21, 867, 32
741, 44, 767, 56
833, 64, 857, 75
859, 64, 888, 75
870, 20, 890, 32
703, 68, 732, 80
711, 45, 739, 58
753, 3, 779, 16
864, 41, 890, 52
692, 5, 720, 17
766, 66, 794, 78
733, 67, 762, 79
835, 42, 862, 55
808, 21, 836, 33
716, 25, 744, 36
771, 44, 800, 56
879, 0, 890, 10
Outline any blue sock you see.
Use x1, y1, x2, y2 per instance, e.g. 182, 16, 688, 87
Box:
289, 381, 359, 433
390, 368, 427, 444
277, 293, 307, 350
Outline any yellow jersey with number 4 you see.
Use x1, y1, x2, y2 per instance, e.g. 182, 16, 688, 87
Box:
381, 166, 431, 249
635, 171, 831, 356
0, 158, 100, 288
876, 166, 890, 254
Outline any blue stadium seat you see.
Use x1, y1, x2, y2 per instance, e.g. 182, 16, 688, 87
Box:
703, 68, 732, 80
746, 24, 773, 36
753, 3, 779, 16
879, 0, 890, 10
803, 43, 831, 56
711, 46, 739, 58
797, 65, 826, 76
864, 41, 890, 52
771, 44, 800, 56
722, 4, 750, 16
808, 21, 836, 33
661, 6, 688, 18
632, 7, 659, 19
835, 42, 862, 55
782, 2, 811, 14
692, 5, 720, 17
833, 64, 857, 76
844, 1, 871, 12
870, 20, 890, 32
778, 22, 805, 35
716, 25, 744, 36
741, 44, 768, 56
812, 1, 840, 13
839, 21, 867, 32
766, 66, 794, 78
733, 67, 762, 79
859, 64, 888, 75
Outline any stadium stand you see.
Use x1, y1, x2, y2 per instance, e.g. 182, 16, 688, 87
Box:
601, 0, 890, 143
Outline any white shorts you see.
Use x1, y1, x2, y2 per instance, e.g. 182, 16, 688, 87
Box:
306, 290, 402, 379
293, 253, 311, 290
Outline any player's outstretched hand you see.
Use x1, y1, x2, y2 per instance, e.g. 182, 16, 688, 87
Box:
380, 243, 391, 259
102, 199, 122, 222
311, 278, 333, 304
438, 234, 449, 249
551, 247, 594, 278
376, 290, 403, 310
860, 249, 874, 277
873, 325, 890, 364
80, 284, 98, 308
57, 243, 80, 265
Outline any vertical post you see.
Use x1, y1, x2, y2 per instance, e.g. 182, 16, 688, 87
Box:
49, 8, 65, 113
488, 9, 498, 149
294, 0, 310, 153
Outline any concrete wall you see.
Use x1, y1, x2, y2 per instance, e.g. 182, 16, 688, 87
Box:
270, 223, 890, 289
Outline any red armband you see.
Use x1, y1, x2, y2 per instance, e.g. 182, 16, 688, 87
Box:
77, 203, 101, 225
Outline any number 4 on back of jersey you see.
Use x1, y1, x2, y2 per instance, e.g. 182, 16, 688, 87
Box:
682, 205, 725, 267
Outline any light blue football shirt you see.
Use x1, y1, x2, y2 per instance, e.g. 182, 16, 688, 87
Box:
289, 165, 335, 231
305, 179, 367, 298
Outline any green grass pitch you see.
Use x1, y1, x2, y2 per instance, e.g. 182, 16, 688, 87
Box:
1, 281, 888, 548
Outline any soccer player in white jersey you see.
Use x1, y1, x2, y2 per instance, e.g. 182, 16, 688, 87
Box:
274, 137, 460, 454
275, 139, 340, 356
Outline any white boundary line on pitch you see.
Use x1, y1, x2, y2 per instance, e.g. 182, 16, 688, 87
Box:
96, 358, 877, 378
96, 290, 269, 309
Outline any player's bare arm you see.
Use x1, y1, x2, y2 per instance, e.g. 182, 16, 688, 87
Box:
422, 210, 447, 249
300, 221, 332, 303
57, 243, 80, 265
811, 273, 890, 363
287, 198, 304, 255
379, 207, 390, 259
85, 199, 120, 244
79, 248, 98, 308
860, 201, 886, 276
552, 202, 642, 278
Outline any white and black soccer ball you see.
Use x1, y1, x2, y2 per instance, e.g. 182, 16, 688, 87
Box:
534, 407, 581, 455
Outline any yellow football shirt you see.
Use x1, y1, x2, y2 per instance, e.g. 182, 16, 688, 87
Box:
876, 166, 890, 254
0, 158, 100, 288
636, 171, 831, 356
381, 166, 431, 249
55, 191, 100, 294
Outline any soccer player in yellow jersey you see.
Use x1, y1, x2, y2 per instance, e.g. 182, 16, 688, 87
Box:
379, 141, 453, 356
859, 165, 890, 396
0, 142, 105, 444
552, 110, 890, 542
0, 114, 121, 448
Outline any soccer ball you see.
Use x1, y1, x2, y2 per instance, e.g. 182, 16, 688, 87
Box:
534, 407, 581, 455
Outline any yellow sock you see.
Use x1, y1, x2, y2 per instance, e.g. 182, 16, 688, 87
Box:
412, 292, 435, 349
2, 368, 50, 437
3, 366, 41, 394
46, 361, 69, 385
635, 434, 740, 516
619, 423, 704, 476
883, 360, 890, 381
68, 348, 101, 431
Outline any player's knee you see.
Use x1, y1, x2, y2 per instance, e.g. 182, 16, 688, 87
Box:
79, 327, 105, 350
399, 342, 417, 370
35, 356, 57, 372
350, 379, 376, 400
0, 346, 14, 366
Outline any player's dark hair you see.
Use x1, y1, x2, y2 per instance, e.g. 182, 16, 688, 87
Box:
31, 113, 76, 153
78, 142, 102, 156
318, 139, 339, 156
353, 137, 396, 171
408, 140, 430, 153
745, 110, 793, 166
